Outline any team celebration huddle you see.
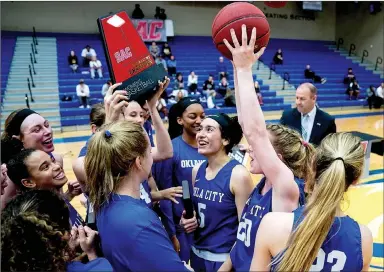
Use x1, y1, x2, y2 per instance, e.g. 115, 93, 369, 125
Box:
0, 6, 374, 272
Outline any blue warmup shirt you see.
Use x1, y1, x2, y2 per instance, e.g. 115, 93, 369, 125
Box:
97, 193, 190, 272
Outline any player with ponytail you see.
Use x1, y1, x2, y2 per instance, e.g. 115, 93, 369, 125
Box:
251, 132, 373, 272
84, 121, 192, 271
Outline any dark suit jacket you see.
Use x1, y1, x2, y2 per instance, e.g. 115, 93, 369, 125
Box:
280, 107, 337, 146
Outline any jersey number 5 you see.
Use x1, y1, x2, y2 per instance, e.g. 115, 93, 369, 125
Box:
310, 249, 347, 271
198, 203, 206, 228
237, 214, 252, 247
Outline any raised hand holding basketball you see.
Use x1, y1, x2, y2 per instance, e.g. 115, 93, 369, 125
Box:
223, 25, 265, 71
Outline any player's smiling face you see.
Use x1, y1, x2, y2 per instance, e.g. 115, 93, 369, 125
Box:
196, 118, 227, 156
178, 104, 205, 137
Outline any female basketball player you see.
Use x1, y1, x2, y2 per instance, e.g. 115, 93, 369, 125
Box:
1, 190, 112, 272
219, 26, 312, 271
6, 148, 84, 227
251, 133, 373, 272
180, 113, 254, 271
152, 96, 206, 261
1, 109, 81, 209
84, 121, 192, 271
74, 80, 180, 209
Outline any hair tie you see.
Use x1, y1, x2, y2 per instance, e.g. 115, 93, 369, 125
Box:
105, 130, 112, 138
334, 157, 344, 164
301, 139, 308, 147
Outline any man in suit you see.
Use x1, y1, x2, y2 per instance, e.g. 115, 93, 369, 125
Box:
280, 83, 336, 146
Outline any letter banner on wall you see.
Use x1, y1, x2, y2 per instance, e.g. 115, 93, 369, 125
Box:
132, 19, 167, 42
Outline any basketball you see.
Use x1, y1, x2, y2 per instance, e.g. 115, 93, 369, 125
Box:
212, 2, 270, 60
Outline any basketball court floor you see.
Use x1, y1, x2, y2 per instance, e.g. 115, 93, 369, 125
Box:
55, 110, 383, 271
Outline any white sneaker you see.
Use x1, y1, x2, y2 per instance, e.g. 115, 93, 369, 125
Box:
87, 105, 90, 108
79, 105, 84, 108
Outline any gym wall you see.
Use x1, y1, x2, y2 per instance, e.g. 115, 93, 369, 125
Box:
1, 1, 335, 41
335, 2, 384, 65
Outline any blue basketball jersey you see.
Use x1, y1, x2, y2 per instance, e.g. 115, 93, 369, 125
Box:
78, 135, 92, 157
143, 120, 155, 147
64, 198, 85, 227
152, 135, 206, 236
271, 206, 363, 272
230, 176, 305, 271
140, 180, 153, 209
193, 159, 240, 253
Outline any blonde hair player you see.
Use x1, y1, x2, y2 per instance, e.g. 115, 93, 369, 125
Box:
251, 133, 373, 272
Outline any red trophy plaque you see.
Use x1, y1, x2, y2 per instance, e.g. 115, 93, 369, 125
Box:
97, 10, 167, 105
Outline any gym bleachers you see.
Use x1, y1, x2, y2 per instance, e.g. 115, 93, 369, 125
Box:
1, 36, 16, 105
57, 35, 290, 127
262, 38, 382, 108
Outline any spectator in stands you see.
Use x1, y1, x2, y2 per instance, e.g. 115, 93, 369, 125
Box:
216, 56, 229, 80
203, 75, 215, 97
159, 8, 167, 20
154, 6, 161, 19
76, 79, 90, 108
156, 55, 168, 72
366, 85, 376, 110
101, 80, 112, 96
273, 48, 283, 65
149, 42, 160, 59
68, 50, 79, 73
81, 45, 97, 67
343, 68, 356, 85
132, 4, 145, 19
89, 56, 103, 79
207, 90, 218, 109
347, 79, 360, 100
224, 88, 236, 107
376, 82, 384, 99
304, 64, 326, 84
375, 82, 384, 107
167, 55, 177, 77
217, 76, 229, 98
174, 73, 184, 90
188, 71, 198, 93
172, 84, 188, 101
254, 80, 264, 105
162, 43, 172, 59
280, 83, 336, 146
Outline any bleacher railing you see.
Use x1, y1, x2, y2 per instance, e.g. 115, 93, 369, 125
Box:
269, 63, 276, 80
337, 38, 344, 51
33, 27, 38, 46
27, 78, 35, 102
30, 53, 36, 75
349, 43, 356, 56
361, 50, 369, 64
282, 72, 290, 90
257, 58, 264, 70
375, 57, 383, 71
27, 27, 38, 103
25, 94, 30, 109
29, 65, 35, 88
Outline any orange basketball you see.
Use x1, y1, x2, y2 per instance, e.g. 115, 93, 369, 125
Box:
212, 2, 270, 60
